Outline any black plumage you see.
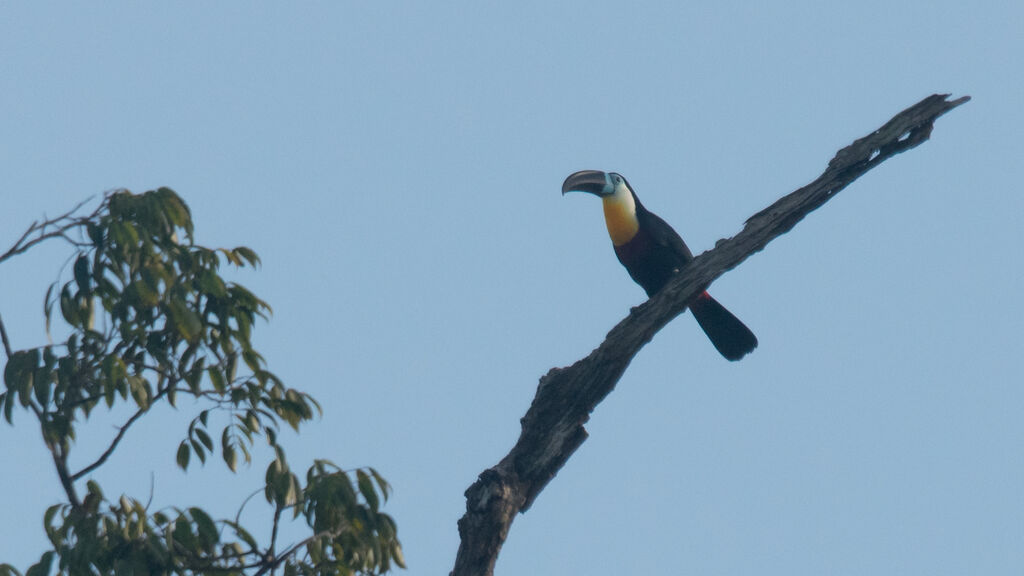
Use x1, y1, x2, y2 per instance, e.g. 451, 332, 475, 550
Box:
563, 170, 757, 361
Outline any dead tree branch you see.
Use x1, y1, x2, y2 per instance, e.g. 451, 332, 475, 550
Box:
451, 93, 970, 576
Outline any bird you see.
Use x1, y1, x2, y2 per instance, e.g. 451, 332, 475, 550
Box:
562, 170, 757, 361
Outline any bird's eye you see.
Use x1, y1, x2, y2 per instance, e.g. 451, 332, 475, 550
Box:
613, 175, 622, 184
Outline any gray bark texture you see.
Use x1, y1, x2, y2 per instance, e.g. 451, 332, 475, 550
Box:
451, 93, 970, 576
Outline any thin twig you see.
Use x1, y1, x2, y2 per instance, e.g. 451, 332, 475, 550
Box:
0, 196, 98, 265
253, 528, 340, 576
70, 407, 148, 480
71, 386, 168, 481
0, 313, 12, 358
234, 487, 266, 526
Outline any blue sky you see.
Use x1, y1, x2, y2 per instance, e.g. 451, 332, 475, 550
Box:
1, 2, 1021, 574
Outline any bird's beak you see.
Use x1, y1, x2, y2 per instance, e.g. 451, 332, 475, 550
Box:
562, 170, 613, 197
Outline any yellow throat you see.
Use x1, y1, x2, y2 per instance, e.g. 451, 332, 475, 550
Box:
601, 187, 639, 246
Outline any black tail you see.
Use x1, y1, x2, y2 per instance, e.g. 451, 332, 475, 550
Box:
689, 292, 758, 361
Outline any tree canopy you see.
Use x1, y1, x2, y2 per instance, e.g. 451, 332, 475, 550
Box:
0, 189, 403, 576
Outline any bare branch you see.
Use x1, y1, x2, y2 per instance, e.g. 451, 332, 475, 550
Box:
0, 195, 99, 265
451, 94, 970, 576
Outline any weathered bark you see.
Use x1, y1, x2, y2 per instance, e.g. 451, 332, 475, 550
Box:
451, 93, 970, 576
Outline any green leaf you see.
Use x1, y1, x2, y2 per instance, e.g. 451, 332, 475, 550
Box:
226, 521, 259, 552
184, 357, 205, 394
43, 283, 55, 337
235, 313, 252, 343
198, 269, 227, 298
24, 551, 53, 576
140, 266, 166, 299
3, 350, 23, 390
8, 349, 39, 407
223, 444, 238, 472
218, 248, 241, 266
80, 294, 95, 331
189, 507, 218, 549
195, 427, 213, 451
307, 535, 325, 563
59, 285, 78, 327
129, 375, 151, 410
244, 410, 261, 434
87, 222, 104, 248
86, 479, 103, 498
242, 349, 262, 372
101, 355, 125, 384
43, 504, 63, 530
369, 468, 391, 501
42, 346, 56, 372
191, 438, 207, 464
131, 509, 146, 538
329, 470, 356, 506
109, 218, 129, 248
208, 366, 226, 394
173, 515, 196, 551
391, 540, 407, 568
103, 371, 116, 408
2, 392, 14, 423
265, 458, 296, 507
232, 246, 261, 268
158, 188, 191, 228
32, 365, 50, 407
357, 469, 380, 512
237, 439, 251, 467
128, 278, 160, 309
226, 351, 238, 382
73, 254, 91, 294
176, 442, 191, 470
167, 298, 203, 342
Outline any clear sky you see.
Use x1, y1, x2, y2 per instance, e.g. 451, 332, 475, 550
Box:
1, 2, 1021, 574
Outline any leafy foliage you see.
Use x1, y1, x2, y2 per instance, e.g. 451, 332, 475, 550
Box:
0, 189, 403, 575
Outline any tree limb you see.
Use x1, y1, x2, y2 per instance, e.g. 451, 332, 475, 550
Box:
451, 93, 970, 576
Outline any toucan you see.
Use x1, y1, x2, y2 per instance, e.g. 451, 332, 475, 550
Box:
562, 170, 757, 361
